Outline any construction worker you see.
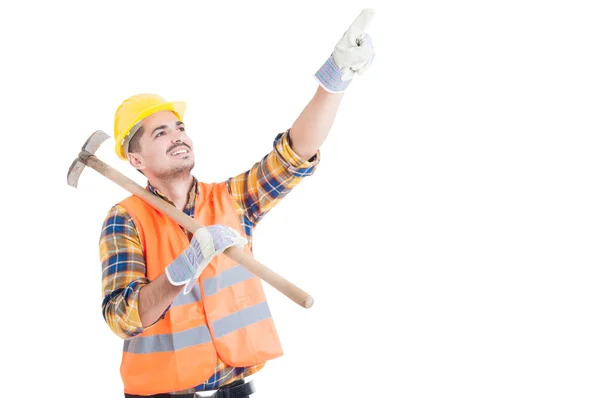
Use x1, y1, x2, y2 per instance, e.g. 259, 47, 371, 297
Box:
99, 9, 376, 398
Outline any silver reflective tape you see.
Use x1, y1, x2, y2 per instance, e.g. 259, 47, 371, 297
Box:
211, 301, 272, 339
203, 265, 254, 297
123, 324, 212, 354
172, 283, 202, 307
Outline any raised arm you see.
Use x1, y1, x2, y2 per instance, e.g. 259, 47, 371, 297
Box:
226, 9, 376, 228
288, 86, 344, 161
291, 9, 376, 160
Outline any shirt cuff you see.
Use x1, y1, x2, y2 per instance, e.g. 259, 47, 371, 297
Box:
274, 129, 321, 177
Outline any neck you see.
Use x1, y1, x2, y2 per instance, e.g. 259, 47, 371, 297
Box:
148, 174, 194, 210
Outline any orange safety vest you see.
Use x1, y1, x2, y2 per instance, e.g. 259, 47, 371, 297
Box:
117, 181, 283, 395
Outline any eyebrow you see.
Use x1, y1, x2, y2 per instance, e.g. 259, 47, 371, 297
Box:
151, 121, 184, 137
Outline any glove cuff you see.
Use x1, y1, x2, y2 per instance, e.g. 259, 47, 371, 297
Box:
165, 243, 198, 286
314, 55, 352, 93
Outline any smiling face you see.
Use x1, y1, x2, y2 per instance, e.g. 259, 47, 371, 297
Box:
126, 110, 195, 180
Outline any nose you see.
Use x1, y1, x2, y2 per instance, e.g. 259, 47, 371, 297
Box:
171, 127, 184, 143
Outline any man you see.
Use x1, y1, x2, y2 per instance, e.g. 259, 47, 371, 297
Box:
99, 9, 376, 398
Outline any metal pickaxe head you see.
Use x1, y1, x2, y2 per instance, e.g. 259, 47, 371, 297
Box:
67, 130, 110, 188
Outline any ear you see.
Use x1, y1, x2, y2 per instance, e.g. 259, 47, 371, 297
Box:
127, 152, 145, 172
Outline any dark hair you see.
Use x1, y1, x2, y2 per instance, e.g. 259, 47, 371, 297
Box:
127, 126, 145, 175
127, 126, 144, 154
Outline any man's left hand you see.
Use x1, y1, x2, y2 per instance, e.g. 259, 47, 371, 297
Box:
315, 9, 376, 93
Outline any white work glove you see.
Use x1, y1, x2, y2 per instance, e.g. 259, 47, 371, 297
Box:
314, 9, 376, 93
165, 225, 248, 294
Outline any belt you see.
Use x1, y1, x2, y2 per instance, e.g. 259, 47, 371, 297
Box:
210, 379, 255, 398
124, 379, 256, 398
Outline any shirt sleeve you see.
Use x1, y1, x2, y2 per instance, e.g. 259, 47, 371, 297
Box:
99, 204, 166, 339
226, 128, 320, 226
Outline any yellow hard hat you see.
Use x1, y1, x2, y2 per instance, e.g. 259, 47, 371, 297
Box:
113, 93, 186, 160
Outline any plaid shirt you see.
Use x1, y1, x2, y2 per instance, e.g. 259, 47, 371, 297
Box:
99, 130, 319, 394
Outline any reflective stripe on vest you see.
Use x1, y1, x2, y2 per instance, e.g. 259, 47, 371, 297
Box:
129, 264, 270, 355
172, 264, 255, 306
124, 324, 212, 354
123, 301, 272, 354
212, 301, 272, 338
204, 265, 254, 297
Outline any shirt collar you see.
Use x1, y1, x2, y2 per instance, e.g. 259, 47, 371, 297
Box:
146, 176, 198, 209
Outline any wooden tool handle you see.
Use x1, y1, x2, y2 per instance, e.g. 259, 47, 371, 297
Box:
84, 153, 314, 308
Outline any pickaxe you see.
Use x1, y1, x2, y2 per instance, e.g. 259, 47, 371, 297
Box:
67, 130, 314, 309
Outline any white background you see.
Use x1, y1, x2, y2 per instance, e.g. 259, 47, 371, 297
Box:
1, 0, 599, 397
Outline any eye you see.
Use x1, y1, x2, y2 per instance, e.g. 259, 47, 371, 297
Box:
178, 126, 185, 132
156, 131, 165, 137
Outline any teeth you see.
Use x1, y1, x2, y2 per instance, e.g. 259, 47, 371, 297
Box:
172, 149, 188, 156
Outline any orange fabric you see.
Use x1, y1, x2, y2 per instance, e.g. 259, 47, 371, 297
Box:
118, 181, 283, 395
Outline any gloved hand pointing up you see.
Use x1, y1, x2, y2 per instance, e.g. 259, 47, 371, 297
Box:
315, 9, 376, 93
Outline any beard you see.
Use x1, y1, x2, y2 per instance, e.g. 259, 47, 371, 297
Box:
155, 160, 195, 181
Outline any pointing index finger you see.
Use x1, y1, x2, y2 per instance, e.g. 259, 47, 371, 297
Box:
348, 8, 375, 33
